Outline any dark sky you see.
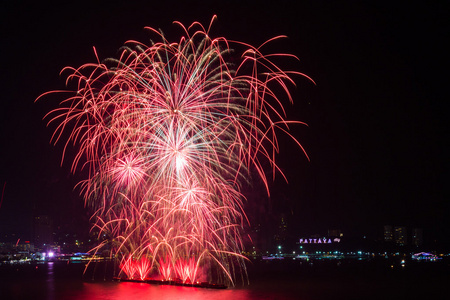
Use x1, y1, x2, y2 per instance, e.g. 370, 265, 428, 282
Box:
0, 1, 448, 243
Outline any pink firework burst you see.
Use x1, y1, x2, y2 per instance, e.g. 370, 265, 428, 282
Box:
111, 153, 147, 187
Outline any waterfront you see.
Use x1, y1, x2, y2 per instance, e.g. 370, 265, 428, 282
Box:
1, 258, 448, 300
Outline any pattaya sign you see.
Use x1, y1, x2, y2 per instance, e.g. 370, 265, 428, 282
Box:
299, 238, 341, 244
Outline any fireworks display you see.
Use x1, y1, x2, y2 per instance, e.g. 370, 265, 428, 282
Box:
38, 16, 312, 285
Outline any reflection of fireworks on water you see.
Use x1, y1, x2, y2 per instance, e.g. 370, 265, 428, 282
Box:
38, 16, 312, 285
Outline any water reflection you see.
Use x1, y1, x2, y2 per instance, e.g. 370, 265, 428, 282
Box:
46, 262, 55, 300
66, 282, 253, 300
1, 259, 448, 300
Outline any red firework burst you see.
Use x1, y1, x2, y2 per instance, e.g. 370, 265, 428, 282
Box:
37, 15, 312, 285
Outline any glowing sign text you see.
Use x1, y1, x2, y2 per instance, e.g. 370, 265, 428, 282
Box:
299, 238, 340, 244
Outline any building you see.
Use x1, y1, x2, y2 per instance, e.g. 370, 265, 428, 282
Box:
383, 225, 393, 242
411, 228, 423, 247
328, 229, 343, 238
34, 215, 53, 248
17, 241, 35, 253
394, 226, 407, 246
273, 216, 288, 247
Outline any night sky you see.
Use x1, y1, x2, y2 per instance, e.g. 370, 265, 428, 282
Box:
0, 1, 448, 244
